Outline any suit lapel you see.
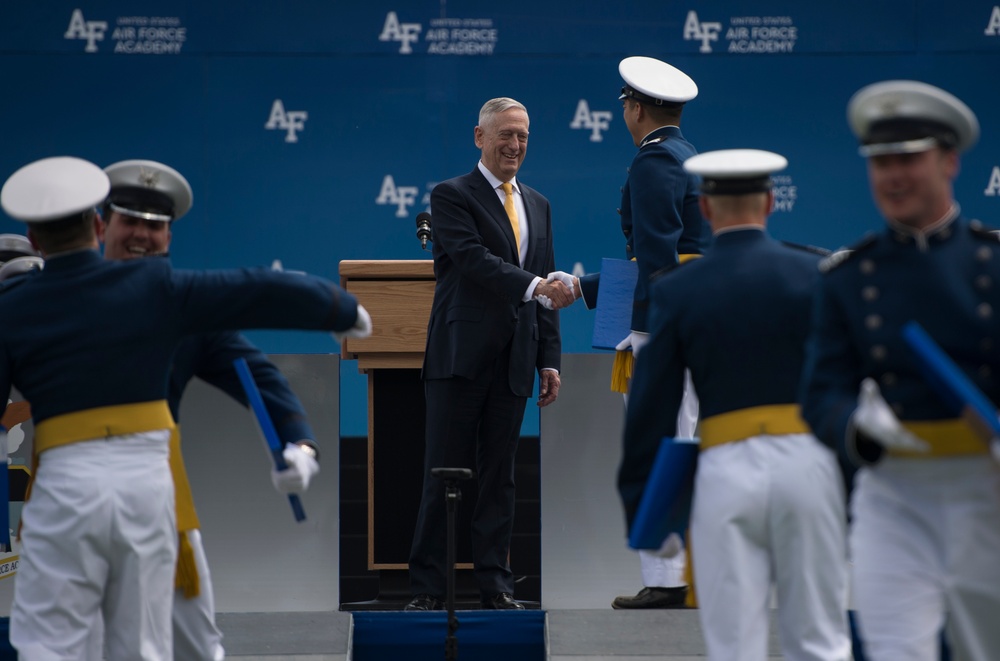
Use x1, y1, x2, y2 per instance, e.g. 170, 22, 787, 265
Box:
470, 168, 519, 262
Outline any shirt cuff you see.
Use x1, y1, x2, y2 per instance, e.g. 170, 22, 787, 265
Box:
523, 276, 542, 303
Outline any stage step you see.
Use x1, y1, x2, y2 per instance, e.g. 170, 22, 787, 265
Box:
348, 611, 545, 661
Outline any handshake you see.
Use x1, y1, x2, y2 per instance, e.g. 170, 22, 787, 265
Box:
534, 271, 580, 310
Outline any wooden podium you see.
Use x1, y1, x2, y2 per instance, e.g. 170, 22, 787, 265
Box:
339, 260, 435, 372
339, 260, 439, 577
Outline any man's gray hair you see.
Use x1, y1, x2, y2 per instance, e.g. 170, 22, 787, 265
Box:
479, 97, 528, 130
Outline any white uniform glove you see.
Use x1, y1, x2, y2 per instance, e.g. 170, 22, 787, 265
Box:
333, 304, 372, 343
535, 295, 554, 310
852, 378, 930, 452
545, 271, 578, 298
271, 443, 320, 494
615, 331, 651, 358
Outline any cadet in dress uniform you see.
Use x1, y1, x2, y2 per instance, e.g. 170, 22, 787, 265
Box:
0, 156, 370, 661
551, 55, 710, 610
88, 159, 358, 661
621, 150, 850, 660
800, 81, 1000, 661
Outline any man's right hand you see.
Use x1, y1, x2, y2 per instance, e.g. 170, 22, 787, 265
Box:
546, 271, 580, 300
852, 378, 930, 452
533, 279, 575, 310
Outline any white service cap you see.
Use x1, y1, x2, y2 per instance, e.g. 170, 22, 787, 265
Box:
1, 156, 109, 223
0, 234, 39, 261
0, 255, 44, 282
104, 159, 193, 222
619, 56, 698, 106
684, 149, 787, 195
847, 80, 979, 157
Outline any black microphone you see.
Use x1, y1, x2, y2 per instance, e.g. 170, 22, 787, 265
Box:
415, 212, 432, 251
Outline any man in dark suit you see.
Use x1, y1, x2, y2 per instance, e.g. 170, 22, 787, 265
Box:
406, 97, 573, 611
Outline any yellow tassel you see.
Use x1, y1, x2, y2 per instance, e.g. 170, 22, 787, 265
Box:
683, 531, 698, 608
175, 530, 201, 599
610, 349, 634, 393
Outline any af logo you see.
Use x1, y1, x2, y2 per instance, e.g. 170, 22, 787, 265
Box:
683, 10, 722, 53
985, 166, 1000, 196
379, 11, 423, 54
64, 8, 108, 53
570, 100, 613, 142
986, 6, 1000, 36
264, 100, 308, 143
375, 175, 419, 217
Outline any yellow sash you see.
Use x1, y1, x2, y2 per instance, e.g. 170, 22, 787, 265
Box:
610, 254, 703, 394
893, 419, 989, 457
700, 404, 810, 450
32, 401, 201, 597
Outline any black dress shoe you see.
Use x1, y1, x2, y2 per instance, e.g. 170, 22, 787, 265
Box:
611, 586, 688, 609
404, 594, 444, 611
480, 592, 525, 610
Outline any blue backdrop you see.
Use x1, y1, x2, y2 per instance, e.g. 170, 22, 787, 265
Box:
2, 1, 999, 434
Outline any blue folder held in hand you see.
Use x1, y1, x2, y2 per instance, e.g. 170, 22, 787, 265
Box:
232, 358, 307, 522
902, 320, 1000, 442
592, 258, 637, 350
628, 437, 699, 550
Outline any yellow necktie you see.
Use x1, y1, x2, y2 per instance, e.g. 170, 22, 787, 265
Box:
501, 182, 521, 255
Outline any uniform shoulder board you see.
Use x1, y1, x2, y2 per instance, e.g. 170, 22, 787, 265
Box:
818, 233, 877, 274
968, 219, 1000, 243
780, 241, 832, 257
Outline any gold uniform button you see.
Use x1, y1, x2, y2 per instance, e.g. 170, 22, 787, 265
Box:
865, 314, 882, 330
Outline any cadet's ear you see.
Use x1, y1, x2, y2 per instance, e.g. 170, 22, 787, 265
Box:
698, 195, 712, 221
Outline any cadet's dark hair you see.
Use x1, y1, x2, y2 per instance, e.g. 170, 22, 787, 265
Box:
28, 210, 97, 254
641, 100, 684, 124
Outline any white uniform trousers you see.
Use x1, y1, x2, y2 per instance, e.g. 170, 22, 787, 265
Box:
691, 434, 850, 661
172, 529, 225, 661
11, 431, 176, 661
88, 528, 226, 661
634, 370, 698, 588
850, 455, 1000, 661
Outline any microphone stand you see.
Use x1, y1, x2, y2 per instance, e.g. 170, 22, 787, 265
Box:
430, 467, 474, 661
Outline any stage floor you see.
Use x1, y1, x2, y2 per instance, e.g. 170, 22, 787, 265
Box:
218, 609, 784, 660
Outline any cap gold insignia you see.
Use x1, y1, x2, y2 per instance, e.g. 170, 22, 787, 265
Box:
138, 167, 160, 188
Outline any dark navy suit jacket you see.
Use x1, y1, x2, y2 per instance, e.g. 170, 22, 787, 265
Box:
422, 166, 560, 393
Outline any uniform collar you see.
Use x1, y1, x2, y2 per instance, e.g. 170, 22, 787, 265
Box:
712, 226, 767, 246
639, 125, 681, 148
42, 248, 103, 273
886, 204, 960, 251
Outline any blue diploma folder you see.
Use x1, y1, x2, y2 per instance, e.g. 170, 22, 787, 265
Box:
592, 258, 637, 350
628, 437, 699, 550
902, 320, 1000, 441
232, 358, 307, 522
